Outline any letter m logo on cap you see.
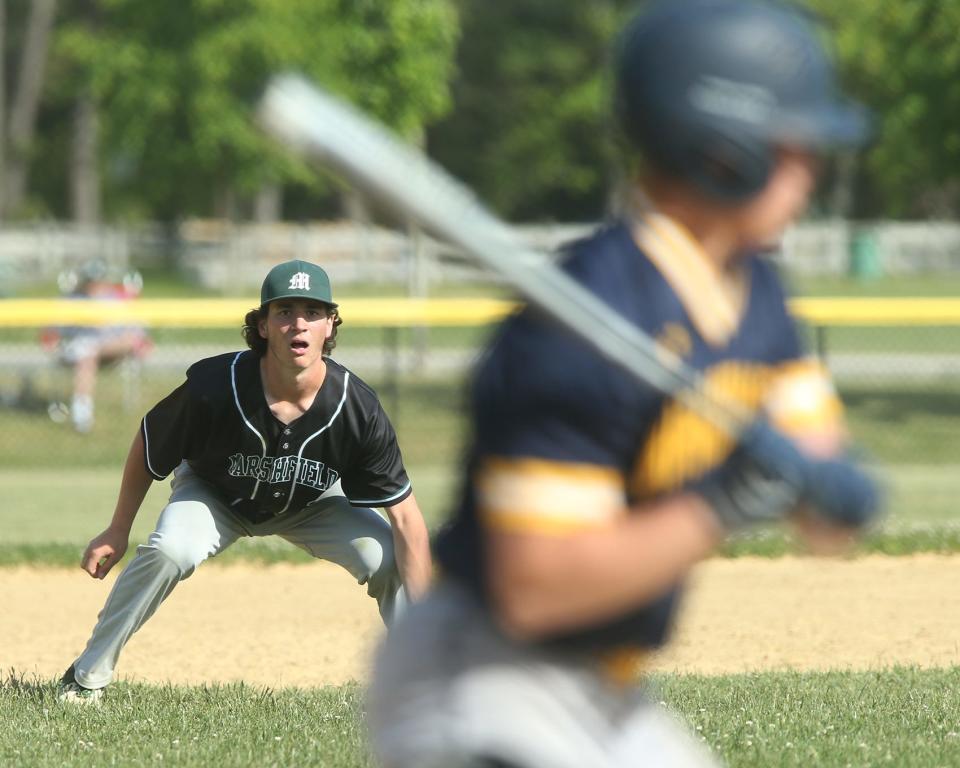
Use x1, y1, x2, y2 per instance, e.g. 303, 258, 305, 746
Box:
260, 260, 337, 308
288, 272, 311, 291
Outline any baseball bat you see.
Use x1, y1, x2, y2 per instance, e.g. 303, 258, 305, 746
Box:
256, 73, 751, 437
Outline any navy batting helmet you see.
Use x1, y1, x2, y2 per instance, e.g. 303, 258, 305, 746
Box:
615, 0, 871, 202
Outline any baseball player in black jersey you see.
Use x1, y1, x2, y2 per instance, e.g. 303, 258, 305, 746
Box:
368, 2, 880, 767
58, 259, 432, 704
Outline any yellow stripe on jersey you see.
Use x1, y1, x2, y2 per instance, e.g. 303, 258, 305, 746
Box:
632, 362, 767, 497
477, 458, 625, 535
480, 511, 617, 536
598, 647, 652, 686
634, 212, 749, 348
631, 358, 846, 497
765, 358, 844, 434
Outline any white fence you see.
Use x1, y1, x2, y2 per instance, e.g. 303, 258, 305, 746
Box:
2, 219, 960, 295
780, 221, 960, 275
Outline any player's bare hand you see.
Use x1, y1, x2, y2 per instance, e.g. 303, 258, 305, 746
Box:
81, 527, 129, 579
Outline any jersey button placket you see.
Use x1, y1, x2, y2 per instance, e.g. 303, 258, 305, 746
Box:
274, 427, 294, 514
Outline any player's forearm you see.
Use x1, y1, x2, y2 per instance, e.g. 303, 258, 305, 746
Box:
108, 430, 154, 534
386, 495, 433, 601
486, 492, 722, 640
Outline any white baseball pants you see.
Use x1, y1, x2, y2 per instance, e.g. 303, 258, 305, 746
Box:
72, 462, 404, 690
367, 581, 718, 768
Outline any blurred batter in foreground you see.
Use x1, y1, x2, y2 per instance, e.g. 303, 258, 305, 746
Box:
367, 1, 880, 766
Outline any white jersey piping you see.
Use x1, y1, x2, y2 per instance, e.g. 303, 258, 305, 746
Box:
140, 418, 162, 479
281, 370, 351, 514
231, 351, 268, 499
349, 481, 412, 507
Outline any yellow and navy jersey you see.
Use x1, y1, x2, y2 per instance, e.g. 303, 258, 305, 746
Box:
435, 215, 842, 652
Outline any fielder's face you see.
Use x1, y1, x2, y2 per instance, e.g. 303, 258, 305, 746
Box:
259, 299, 334, 370
733, 147, 820, 251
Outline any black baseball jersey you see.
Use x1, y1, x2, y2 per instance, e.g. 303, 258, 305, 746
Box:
141, 351, 411, 523
436, 216, 842, 654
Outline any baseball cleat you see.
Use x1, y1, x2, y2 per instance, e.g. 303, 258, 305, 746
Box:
57, 665, 104, 706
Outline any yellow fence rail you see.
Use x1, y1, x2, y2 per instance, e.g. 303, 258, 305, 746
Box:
1, 297, 960, 327
0, 298, 512, 328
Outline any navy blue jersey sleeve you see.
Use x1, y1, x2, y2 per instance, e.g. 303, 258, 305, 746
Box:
472, 309, 650, 474
751, 257, 805, 362
469, 231, 668, 472
340, 403, 411, 507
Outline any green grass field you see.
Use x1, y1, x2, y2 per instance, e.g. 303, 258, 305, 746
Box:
658, 667, 960, 767
790, 272, 960, 298
1, 367, 959, 562
4, 667, 959, 768
0, 369, 958, 563
2, 460, 959, 567
3, 272, 959, 766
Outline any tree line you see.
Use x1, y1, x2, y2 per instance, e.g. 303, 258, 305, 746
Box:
0, 0, 955, 225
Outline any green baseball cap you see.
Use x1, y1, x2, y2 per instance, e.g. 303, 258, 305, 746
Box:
260, 259, 337, 308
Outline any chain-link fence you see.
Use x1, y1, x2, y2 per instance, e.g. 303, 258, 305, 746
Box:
0, 322, 486, 468
0, 314, 957, 528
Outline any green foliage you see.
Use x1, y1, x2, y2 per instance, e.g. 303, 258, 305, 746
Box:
433, 0, 960, 220
806, 0, 960, 217
40, 0, 459, 221
429, 0, 633, 221
13, 0, 960, 221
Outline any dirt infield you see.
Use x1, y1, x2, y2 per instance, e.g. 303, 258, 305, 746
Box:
4, 555, 959, 689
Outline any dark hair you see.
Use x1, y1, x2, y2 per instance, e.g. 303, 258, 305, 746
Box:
242, 304, 342, 357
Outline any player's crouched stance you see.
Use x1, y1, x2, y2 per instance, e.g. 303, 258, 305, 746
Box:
366, 2, 880, 766
58, 259, 431, 705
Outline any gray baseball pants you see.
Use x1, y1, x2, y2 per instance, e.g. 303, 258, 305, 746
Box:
367, 581, 718, 768
72, 462, 404, 690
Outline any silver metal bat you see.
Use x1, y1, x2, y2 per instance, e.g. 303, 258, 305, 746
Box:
257, 73, 751, 436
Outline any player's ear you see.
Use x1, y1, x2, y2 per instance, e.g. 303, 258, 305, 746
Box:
258, 312, 268, 340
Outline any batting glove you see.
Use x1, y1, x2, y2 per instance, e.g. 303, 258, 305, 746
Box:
695, 420, 881, 531
801, 456, 882, 528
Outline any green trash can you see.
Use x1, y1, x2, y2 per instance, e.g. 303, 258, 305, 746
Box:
849, 230, 882, 281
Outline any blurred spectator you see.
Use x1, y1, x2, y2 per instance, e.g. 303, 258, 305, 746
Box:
41, 260, 152, 433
